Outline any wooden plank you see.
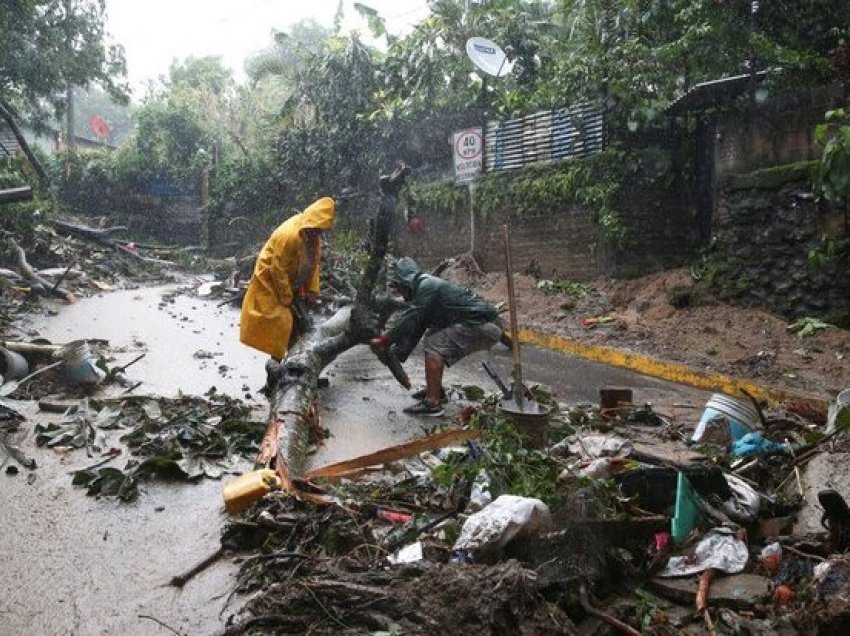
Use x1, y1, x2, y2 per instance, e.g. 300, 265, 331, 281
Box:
305, 428, 482, 480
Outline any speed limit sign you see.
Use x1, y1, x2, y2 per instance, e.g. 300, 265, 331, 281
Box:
452, 127, 483, 184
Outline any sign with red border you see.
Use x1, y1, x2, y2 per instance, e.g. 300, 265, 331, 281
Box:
452, 127, 483, 184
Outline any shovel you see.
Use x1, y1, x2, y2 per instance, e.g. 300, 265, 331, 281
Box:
481, 361, 511, 400
502, 225, 525, 411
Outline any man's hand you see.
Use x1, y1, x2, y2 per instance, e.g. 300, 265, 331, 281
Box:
369, 334, 389, 355
304, 291, 319, 305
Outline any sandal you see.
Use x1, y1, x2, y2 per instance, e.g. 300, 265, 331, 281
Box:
819, 489, 850, 553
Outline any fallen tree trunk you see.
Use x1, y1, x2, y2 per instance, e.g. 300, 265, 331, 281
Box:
0, 186, 33, 204
261, 165, 410, 484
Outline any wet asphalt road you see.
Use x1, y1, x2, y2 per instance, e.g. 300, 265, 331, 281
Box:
312, 337, 712, 468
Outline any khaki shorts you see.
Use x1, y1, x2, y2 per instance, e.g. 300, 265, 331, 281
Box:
422, 322, 503, 367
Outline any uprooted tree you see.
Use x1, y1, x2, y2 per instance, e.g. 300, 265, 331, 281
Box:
255, 164, 411, 486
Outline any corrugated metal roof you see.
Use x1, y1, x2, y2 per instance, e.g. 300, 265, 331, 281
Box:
666, 71, 769, 115
485, 103, 604, 172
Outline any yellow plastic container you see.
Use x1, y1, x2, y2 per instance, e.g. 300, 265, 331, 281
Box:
222, 469, 281, 515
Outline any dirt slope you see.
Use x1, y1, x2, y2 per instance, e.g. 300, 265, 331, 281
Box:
444, 263, 850, 401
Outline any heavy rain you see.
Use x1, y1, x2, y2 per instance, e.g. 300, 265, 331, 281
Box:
2, 1, 850, 634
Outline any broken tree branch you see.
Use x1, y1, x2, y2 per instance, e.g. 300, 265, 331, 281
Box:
50, 257, 81, 295
52, 220, 174, 265
110, 353, 146, 376
578, 584, 641, 636
6, 237, 75, 302
0, 186, 33, 204
305, 428, 482, 480
1, 341, 62, 356
169, 547, 225, 588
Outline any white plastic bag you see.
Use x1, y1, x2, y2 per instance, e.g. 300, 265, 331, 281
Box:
453, 495, 552, 555
660, 527, 749, 577
467, 469, 493, 512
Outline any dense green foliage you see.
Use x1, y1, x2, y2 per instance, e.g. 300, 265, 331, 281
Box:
18, 1, 850, 247
814, 109, 850, 209
0, 0, 127, 129
0, 153, 45, 237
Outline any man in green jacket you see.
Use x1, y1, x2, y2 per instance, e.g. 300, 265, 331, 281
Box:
370, 257, 503, 416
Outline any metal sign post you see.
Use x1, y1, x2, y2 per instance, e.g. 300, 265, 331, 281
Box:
469, 182, 476, 253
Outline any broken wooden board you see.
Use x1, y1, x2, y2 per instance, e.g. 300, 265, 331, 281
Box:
305, 428, 482, 480
631, 441, 706, 468
648, 573, 771, 610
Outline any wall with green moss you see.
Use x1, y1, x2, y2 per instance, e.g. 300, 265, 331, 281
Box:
396, 152, 700, 280
606, 181, 700, 278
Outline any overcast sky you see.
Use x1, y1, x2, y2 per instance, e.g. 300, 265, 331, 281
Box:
105, 0, 431, 95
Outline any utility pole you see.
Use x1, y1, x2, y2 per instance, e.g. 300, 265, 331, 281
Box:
748, 1, 759, 105
66, 86, 76, 151
64, 0, 76, 151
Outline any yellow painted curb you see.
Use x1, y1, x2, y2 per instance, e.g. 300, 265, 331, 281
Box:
518, 328, 829, 411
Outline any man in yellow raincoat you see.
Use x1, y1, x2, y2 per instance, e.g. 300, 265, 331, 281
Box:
239, 197, 336, 362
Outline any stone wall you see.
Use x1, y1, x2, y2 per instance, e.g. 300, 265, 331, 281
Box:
712, 165, 849, 322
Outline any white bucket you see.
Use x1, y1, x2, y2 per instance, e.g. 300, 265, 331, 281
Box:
54, 340, 105, 385
692, 393, 760, 446
0, 347, 29, 381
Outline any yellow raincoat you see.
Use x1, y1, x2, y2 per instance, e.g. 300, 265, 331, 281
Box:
239, 197, 336, 359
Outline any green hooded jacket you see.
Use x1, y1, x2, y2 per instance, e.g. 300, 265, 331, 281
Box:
385, 257, 499, 361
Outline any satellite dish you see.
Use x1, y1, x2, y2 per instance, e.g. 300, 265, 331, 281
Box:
466, 37, 514, 78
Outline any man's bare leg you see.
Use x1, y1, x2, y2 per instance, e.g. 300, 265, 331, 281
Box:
424, 353, 445, 405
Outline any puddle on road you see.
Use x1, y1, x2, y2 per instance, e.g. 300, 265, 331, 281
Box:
27, 284, 267, 400
313, 345, 438, 468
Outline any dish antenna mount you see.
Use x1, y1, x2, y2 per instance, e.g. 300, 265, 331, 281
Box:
465, 36, 513, 78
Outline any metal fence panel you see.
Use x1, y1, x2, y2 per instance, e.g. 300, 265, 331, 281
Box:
485, 103, 604, 172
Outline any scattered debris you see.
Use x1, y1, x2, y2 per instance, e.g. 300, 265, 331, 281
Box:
201, 381, 850, 633
4, 189, 850, 633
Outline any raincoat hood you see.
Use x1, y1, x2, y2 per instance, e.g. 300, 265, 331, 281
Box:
239, 196, 335, 359
298, 197, 336, 231
391, 257, 423, 290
